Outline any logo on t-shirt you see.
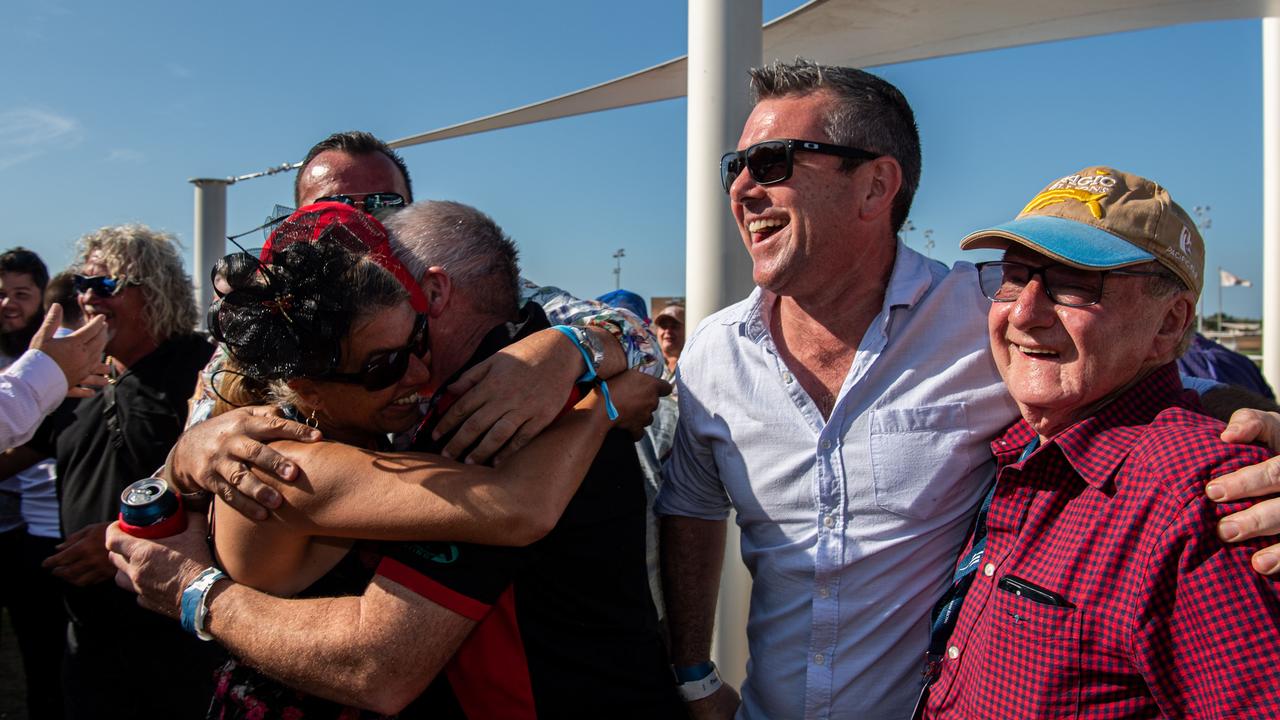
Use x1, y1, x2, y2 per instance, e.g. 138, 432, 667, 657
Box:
410, 542, 460, 564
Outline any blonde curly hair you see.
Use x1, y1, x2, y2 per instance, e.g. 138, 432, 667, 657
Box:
76, 224, 198, 341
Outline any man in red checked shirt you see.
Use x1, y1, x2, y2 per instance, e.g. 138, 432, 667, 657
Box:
922, 166, 1280, 719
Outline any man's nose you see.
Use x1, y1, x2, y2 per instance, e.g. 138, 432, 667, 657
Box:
1009, 277, 1056, 327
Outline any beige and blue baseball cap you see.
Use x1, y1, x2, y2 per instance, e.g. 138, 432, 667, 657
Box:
960, 166, 1204, 295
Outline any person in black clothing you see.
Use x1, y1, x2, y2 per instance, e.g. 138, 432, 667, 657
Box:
108, 201, 681, 718
0, 224, 217, 719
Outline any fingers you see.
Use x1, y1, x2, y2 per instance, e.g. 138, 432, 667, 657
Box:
435, 367, 492, 443
1219, 496, 1280, 544
492, 423, 540, 466
1221, 409, 1280, 448
439, 398, 504, 460
34, 305, 61, 345
1206, 456, 1280, 503
243, 414, 321, 447
463, 414, 530, 465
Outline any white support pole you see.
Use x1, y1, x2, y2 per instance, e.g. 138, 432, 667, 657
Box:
1264, 18, 1280, 387
191, 178, 231, 330
686, 0, 761, 692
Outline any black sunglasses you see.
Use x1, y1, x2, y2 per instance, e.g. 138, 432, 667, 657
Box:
73, 274, 138, 298
975, 260, 1172, 308
320, 313, 430, 391
720, 139, 880, 192
316, 193, 406, 214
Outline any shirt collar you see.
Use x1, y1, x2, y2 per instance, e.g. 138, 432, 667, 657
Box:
992, 362, 1187, 490
730, 240, 937, 342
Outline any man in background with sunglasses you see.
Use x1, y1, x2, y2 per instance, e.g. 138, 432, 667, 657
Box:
0, 225, 219, 719
183, 130, 663, 516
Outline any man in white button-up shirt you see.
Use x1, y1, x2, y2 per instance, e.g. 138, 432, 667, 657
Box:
655, 60, 1019, 720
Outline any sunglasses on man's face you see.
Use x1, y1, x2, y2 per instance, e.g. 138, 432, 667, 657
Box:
315, 193, 406, 214
321, 313, 430, 391
73, 274, 137, 298
720, 139, 880, 193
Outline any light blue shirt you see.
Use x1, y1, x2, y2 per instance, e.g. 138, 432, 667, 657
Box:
656, 243, 1019, 720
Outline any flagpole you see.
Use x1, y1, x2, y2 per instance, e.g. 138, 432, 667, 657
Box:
1219, 265, 1224, 333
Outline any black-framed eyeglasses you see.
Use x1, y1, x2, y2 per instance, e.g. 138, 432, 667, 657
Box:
975, 260, 1172, 308
73, 274, 139, 298
315, 193, 406, 214
720, 139, 880, 193
319, 313, 429, 391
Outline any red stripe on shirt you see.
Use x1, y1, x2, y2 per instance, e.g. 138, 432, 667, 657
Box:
375, 556, 493, 621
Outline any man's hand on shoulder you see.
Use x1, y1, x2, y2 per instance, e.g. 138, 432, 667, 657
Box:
169, 405, 321, 520
435, 328, 586, 465
1207, 408, 1280, 574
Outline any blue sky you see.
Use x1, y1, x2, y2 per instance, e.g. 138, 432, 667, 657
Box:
0, 2, 1267, 318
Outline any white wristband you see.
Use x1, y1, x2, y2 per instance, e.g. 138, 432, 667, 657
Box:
675, 664, 723, 702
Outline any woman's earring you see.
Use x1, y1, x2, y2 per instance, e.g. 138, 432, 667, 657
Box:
306, 409, 319, 430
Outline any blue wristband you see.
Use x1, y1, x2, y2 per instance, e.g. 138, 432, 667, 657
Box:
673, 660, 717, 683
551, 325, 619, 421
180, 567, 226, 640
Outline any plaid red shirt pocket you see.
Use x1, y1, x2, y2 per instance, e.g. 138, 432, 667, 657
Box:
973, 581, 1081, 718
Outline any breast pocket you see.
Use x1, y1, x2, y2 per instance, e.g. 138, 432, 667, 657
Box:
868, 404, 980, 520
973, 584, 1082, 718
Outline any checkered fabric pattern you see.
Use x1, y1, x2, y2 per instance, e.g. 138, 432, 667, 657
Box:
925, 362, 1280, 719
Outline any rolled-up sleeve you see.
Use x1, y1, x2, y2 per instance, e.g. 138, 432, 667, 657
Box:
655, 370, 732, 520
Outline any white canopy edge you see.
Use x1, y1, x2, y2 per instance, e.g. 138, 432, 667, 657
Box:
388, 0, 1280, 150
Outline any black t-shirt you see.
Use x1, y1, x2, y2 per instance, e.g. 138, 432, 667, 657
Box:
32, 333, 213, 537
29, 332, 219, 719
379, 304, 683, 719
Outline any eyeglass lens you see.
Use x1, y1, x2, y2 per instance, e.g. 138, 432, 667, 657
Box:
978, 262, 1105, 307
721, 141, 791, 191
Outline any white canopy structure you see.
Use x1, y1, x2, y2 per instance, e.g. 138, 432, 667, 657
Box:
191, 0, 1280, 686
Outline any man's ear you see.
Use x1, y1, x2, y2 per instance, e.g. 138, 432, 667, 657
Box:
857, 156, 903, 224
1151, 291, 1196, 361
418, 267, 452, 320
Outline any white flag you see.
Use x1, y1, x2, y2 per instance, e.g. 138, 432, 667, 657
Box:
1220, 268, 1253, 287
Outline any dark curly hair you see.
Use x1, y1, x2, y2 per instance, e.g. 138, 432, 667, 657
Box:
208, 233, 408, 388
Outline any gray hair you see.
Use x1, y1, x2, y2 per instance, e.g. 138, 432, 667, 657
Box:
384, 201, 521, 319
750, 59, 922, 233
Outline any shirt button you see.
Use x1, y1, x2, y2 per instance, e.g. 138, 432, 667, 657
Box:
947, 646, 960, 660
823, 515, 836, 528
983, 563, 995, 577
820, 439, 832, 450
782, 371, 794, 384
814, 653, 825, 665
818, 586, 830, 598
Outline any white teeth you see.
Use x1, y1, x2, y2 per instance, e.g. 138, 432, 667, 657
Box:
1014, 344, 1057, 356
748, 218, 786, 233
393, 393, 426, 406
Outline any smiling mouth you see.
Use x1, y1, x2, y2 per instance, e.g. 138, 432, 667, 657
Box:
1013, 343, 1059, 358
747, 217, 787, 241
392, 392, 427, 406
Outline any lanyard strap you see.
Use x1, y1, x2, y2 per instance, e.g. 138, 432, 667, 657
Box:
924, 437, 1039, 681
